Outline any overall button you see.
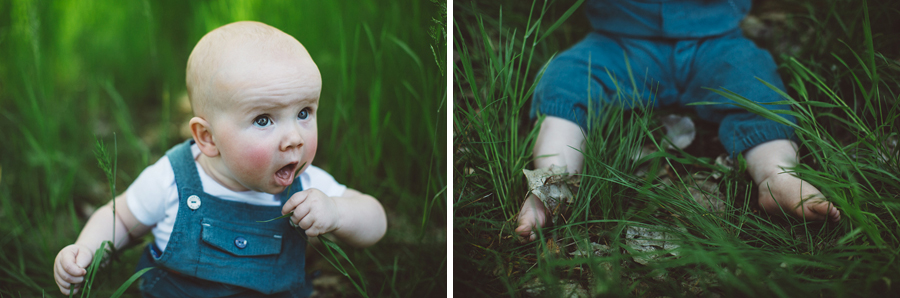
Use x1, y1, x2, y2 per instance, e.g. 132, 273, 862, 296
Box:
187, 195, 201, 210
234, 237, 248, 249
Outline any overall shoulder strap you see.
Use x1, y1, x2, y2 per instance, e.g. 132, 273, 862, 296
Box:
165, 139, 204, 194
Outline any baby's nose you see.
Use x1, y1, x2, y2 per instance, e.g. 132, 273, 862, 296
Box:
280, 124, 304, 151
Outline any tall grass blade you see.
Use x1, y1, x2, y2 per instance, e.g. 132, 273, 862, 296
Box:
109, 267, 153, 298
313, 236, 369, 298
79, 241, 112, 298
535, 0, 585, 44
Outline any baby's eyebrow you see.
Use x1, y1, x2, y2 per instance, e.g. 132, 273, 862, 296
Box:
244, 97, 318, 113
294, 96, 318, 106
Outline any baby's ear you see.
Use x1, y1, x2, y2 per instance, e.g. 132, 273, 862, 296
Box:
190, 117, 219, 157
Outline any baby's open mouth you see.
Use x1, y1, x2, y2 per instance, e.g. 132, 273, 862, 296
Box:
275, 162, 298, 186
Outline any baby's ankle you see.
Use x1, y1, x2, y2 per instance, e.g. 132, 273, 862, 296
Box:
743, 139, 800, 184
751, 164, 787, 185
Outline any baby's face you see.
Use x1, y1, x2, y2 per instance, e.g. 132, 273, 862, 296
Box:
207, 55, 321, 194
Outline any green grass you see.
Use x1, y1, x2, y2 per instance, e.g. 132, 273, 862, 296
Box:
454, 0, 900, 296
0, 0, 446, 297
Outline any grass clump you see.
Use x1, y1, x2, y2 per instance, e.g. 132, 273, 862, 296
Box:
454, 0, 900, 296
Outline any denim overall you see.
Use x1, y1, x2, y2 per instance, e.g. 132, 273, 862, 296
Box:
585, 0, 750, 38
136, 139, 313, 298
531, 0, 797, 157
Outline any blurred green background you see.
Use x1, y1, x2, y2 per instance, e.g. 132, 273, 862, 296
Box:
0, 0, 446, 296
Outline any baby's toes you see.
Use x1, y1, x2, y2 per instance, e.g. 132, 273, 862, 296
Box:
516, 228, 536, 241
515, 218, 535, 237
516, 211, 543, 241
827, 204, 841, 222
803, 200, 837, 221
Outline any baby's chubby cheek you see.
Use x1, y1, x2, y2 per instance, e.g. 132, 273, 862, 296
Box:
234, 145, 272, 176
304, 136, 318, 164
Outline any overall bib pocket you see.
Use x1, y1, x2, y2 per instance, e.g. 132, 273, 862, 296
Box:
199, 218, 284, 268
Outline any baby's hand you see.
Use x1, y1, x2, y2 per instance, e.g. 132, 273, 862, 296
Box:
53, 244, 94, 295
282, 188, 341, 238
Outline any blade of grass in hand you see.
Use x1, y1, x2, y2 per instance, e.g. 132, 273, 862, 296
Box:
257, 213, 293, 223
79, 240, 112, 298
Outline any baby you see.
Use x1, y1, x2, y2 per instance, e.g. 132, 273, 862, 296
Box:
516, 0, 840, 241
53, 21, 386, 296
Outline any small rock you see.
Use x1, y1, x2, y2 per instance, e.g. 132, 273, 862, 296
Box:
632, 144, 657, 162
661, 114, 696, 150
712, 154, 734, 179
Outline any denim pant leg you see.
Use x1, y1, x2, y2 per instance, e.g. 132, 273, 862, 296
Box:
530, 32, 678, 129
678, 30, 797, 156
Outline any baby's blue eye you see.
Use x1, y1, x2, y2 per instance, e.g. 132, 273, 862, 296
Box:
253, 115, 272, 127
298, 109, 309, 120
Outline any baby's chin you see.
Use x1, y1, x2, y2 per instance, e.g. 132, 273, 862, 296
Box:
262, 183, 291, 195
239, 181, 290, 195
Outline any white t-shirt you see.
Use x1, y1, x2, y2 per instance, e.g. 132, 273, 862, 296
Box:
125, 144, 347, 251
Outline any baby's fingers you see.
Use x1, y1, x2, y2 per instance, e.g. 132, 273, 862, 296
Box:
299, 216, 322, 237
56, 262, 85, 289
55, 245, 93, 295
73, 247, 93, 269
59, 248, 88, 277
54, 263, 83, 296
282, 190, 310, 215
55, 273, 82, 295
290, 202, 311, 227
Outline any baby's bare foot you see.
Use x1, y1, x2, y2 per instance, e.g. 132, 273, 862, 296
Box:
515, 194, 549, 241
757, 172, 841, 222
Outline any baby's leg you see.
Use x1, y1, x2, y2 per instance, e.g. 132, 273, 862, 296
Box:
676, 32, 838, 221
515, 116, 585, 241
520, 32, 670, 240
745, 139, 841, 222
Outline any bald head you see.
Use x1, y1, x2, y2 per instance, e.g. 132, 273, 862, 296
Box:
186, 21, 319, 118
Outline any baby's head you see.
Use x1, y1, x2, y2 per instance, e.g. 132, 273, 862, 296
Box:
186, 21, 320, 194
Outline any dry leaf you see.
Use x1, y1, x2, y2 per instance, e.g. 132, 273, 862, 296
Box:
625, 225, 684, 265
688, 183, 727, 213
569, 242, 611, 257
523, 278, 590, 298
541, 238, 562, 260
687, 174, 727, 213
524, 165, 575, 223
